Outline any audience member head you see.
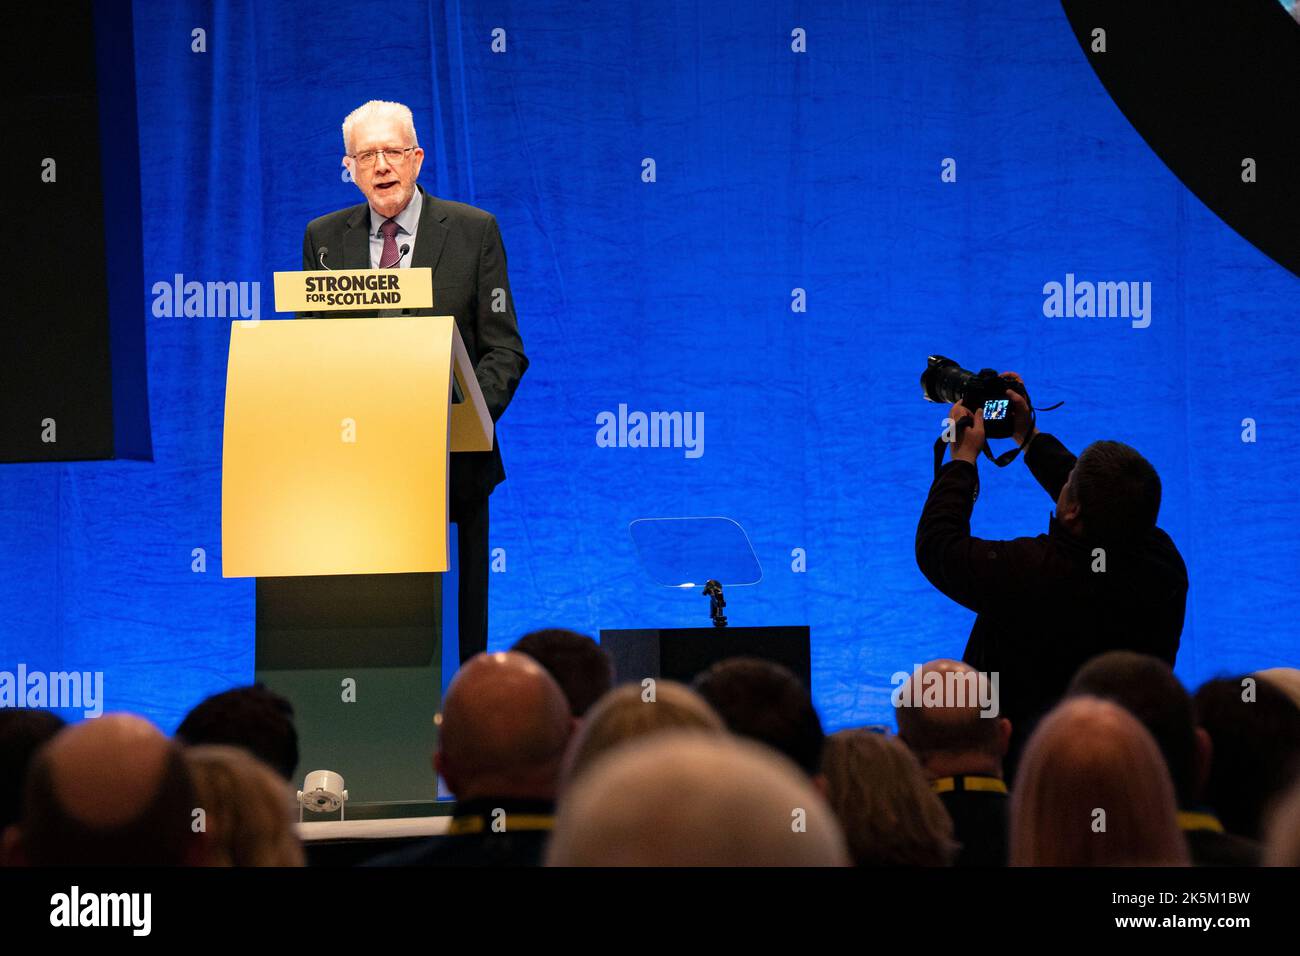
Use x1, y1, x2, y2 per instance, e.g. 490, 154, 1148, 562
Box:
340, 100, 424, 220
0, 709, 65, 836
1256, 667, 1300, 712
1263, 777, 1300, 866
548, 731, 849, 866
692, 657, 825, 778
1193, 675, 1300, 840
1010, 697, 1188, 866
894, 659, 1011, 779
822, 729, 957, 866
511, 628, 614, 718
1067, 651, 1203, 808
184, 745, 304, 866
562, 680, 723, 786
436, 651, 574, 802
176, 684, 299, 781
7, 714, 203, 866
1062, 440, 1162, 546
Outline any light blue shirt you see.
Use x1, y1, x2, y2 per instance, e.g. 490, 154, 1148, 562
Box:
368, 187, 422, 268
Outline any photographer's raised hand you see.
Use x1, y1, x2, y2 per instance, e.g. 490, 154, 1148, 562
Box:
999, 370, 1076, 499
1000, 370, 1037, 449
948, 401, 985, 464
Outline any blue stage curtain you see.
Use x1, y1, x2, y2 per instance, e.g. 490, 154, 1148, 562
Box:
2, 0, 1296, 730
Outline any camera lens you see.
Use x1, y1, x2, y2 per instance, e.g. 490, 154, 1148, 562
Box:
920, 355, 972, 404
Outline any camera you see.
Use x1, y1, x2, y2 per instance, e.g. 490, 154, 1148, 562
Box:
919, 355, 1029, 440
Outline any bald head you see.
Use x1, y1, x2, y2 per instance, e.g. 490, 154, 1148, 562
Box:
436, 652, 573, 801
547, 732, 850, 866
44, 715, 172, 827
894, 659, 1009, 775
15, 714, 200, 866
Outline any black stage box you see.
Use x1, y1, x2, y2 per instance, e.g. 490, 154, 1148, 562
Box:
599, 626, 811, 688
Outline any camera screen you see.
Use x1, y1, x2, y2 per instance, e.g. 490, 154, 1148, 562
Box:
983, 398, 1009, 421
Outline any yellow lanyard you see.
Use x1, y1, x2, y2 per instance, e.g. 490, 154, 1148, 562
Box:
446, 813, 555, 836
1176, 810, 1224, 833
932, 775, 1008, 795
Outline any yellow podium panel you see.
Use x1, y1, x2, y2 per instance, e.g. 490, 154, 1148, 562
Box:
222, 316, 454, 578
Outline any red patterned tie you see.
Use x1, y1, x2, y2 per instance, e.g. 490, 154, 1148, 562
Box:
379, 218, 400, 268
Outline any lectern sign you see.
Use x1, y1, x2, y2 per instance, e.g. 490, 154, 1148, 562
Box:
272, 267, 433, 312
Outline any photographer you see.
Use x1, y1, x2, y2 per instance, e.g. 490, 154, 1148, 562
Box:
915, 373, 1188, 777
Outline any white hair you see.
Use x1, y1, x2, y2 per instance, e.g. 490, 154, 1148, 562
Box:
546, 731, 850, 867
341, 100, 418, 155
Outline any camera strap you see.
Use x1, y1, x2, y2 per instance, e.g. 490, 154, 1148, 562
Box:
932, 431, 959, 479
933, 405, 1056, 479
932, 415, 981, 479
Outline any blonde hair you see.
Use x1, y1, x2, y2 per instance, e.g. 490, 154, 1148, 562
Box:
341, 100, 418, 155
184, 745, 304, 867
1011, 697, 1188, 866
561, 681, 724, 787
822, 729, 957, 866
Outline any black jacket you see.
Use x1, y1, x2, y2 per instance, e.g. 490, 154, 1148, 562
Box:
935, 776, 1008, 867
1184, 825, 1260, 867
363, 798, 554, 867
300, 185, 528, 504
915, 433, 1188, 770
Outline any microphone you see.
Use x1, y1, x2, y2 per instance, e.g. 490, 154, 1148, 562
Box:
379, 244, 411, 269
317, 246, 332, 270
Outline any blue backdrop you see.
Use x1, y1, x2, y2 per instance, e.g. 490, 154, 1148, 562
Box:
3, 0, 1297, 731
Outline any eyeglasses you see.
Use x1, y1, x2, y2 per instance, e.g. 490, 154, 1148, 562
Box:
350, 147, 417, 168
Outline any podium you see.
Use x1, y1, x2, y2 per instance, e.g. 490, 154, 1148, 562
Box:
222, 268, 491, 808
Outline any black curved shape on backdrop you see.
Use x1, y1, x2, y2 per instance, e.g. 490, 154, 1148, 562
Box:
1060, 0, 1300, 278
0, 1, 150, 463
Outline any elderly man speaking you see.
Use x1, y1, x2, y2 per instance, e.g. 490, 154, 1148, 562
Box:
302, 100, 528, 662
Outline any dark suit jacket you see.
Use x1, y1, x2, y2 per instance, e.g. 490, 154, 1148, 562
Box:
363, 798, 554, 867
936, 779, 1009, 867
301, 185, 528, 504
1185, 828, 1260, 867
916, 433, 1188, 775
1182, 812, 1261, 867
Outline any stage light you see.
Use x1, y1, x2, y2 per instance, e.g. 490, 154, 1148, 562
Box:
297, 770, 349, 821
